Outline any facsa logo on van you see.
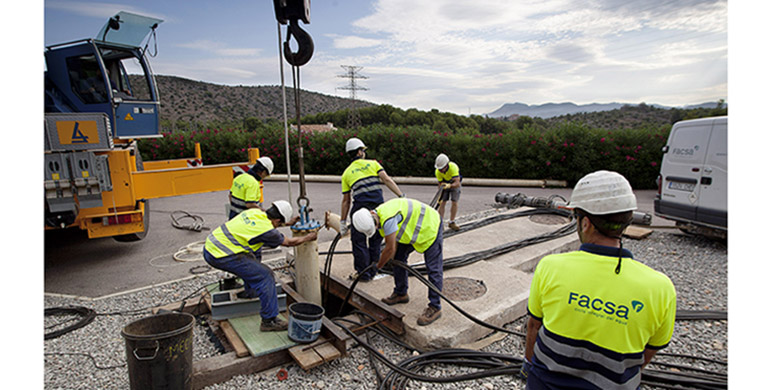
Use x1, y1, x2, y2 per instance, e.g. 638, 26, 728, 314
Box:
672, 145, 699, 156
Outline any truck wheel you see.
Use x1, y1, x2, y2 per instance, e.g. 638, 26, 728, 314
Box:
114, 147, 150, 242
113, 201, 150, 242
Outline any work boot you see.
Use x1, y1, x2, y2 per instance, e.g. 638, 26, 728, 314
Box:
381, 292, 409, 305
260, 316, 288, 332
448, 221, 460, 231
417, 306, 442, 326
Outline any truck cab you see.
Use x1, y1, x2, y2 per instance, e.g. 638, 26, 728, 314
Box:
44, 11, 163, 139
654, 116, 727, 239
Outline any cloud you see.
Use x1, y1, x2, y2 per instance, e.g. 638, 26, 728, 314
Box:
330, 35, 383, 49
176, 40, 261, 57
45, 0, 165, 21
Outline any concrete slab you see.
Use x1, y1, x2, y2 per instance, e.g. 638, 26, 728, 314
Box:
313, 207, 580, 350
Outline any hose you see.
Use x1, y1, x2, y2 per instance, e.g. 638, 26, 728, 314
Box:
44, 306, 96, 340
170, 210, 208, 232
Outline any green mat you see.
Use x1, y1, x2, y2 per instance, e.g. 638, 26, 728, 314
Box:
207, 281, 297, 357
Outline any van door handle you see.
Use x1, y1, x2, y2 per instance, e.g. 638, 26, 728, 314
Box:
701, 177, 712, 185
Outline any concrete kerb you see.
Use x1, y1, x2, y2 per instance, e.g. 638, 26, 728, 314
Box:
265, 174, 568, 188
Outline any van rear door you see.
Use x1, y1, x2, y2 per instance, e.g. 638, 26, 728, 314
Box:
696, 117, 727, 227
657, 118, 713, 221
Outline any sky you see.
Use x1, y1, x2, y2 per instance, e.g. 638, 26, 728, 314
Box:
41, 0, 728, 115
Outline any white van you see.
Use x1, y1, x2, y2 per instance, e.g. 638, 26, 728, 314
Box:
654, 116, 727, 239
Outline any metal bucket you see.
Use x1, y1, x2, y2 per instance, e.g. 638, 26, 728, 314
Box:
287, 302, 324, 343
121, 312, 195, 390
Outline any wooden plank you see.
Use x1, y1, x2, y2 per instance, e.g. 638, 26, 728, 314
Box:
315, 342, 342, 362
219, 320, 250, 358
624, 225, 653, 239
151, 296, 208, 315
192, 351, 292, 390
228, 314, 296, 357
288, 343, 324, 371
288, 335, 343, 371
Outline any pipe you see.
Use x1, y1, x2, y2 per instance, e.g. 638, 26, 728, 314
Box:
291, 227, 323, 306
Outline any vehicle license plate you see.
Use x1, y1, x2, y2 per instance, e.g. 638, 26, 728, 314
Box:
668, 181, 695, 192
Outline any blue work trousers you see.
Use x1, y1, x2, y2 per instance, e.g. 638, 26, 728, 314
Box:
391, 224, 444, 310
203, 249, 278, 319
350, 202, 382, 280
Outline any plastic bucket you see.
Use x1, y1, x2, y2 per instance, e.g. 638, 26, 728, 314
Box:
121, 312, 195, 390
287, 302, 325, 343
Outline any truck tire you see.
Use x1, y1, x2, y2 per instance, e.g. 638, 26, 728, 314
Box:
114, 147, 150, 242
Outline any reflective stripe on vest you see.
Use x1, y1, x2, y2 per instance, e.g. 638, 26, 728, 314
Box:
351, 176, 382, 199
376, 198, 439, 253
534, 326, 644, 389
204, 209, 273, 258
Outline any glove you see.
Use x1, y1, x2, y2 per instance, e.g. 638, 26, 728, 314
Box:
518, 359, 533, 380
442, 183, 451, 190
340, 221, 349, 236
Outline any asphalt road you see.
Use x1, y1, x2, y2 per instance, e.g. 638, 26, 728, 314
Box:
43, 179, 664, 298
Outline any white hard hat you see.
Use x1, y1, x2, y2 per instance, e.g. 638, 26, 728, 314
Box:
352, 208, 376, 238
435, 153, 449, 169
272, 200, 293, 223
257, 156, 274, 175
345, 138, 366, 153
568, 170, 637, 215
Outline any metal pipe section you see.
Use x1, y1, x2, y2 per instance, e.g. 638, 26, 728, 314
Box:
291, 227, 323, 306
494, 192, 652, 225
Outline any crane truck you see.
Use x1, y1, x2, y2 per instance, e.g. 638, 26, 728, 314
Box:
44, 11, 260, 241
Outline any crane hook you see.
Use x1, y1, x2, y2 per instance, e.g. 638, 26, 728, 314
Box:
283, 19, 314, 67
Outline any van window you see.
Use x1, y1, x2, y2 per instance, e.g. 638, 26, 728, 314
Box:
667, 124, 710, 164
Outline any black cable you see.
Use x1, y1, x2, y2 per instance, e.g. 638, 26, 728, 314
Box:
44, 306, 96, 340
170, 210, 208, 232
44, 352, 126, 370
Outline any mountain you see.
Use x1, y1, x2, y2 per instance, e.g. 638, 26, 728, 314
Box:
131, 75, 375, 124
487, 101, 724, 119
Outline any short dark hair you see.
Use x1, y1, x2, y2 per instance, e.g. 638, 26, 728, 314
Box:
348, 148, 363, 160
265, 205, 285, 223
576, 209, 633, 238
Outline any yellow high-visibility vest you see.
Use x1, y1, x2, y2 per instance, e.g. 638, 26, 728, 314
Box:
375, 198, 440, 253
205, 208, 274, 258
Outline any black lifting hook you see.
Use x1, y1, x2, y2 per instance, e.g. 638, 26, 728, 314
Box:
283, 19, 314, 67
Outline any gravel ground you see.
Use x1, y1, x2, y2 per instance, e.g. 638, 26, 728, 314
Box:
43, 223, 727, 389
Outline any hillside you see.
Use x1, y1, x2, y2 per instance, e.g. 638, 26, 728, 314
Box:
488, 101, 724, 119
131, 75, 375, 125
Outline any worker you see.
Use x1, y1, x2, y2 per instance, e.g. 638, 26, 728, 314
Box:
229, 156, 274, 220
434, 153, 462, 231
340, 137, 405, 282
203, 201, 318, 332
352, 197, 444, 326
523, 170, 676, 389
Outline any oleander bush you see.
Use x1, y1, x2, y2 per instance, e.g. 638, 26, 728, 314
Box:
138, 122, 670, 189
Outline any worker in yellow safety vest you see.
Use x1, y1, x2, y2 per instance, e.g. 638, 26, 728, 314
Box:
434, 153, 462, 231
204, 200, 317, 332
229, 156, 273, 219
340, 137, 405, 282
523, 171, 676, 389
352, 197, 444, 326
